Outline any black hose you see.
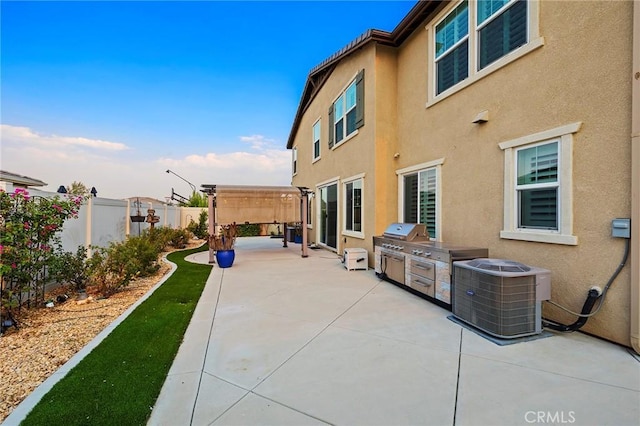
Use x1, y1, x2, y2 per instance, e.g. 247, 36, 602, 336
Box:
543, 237, 630, 332
543, 288, 602, 332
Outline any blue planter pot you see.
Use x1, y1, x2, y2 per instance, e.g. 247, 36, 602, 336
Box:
216, 249, 235, 268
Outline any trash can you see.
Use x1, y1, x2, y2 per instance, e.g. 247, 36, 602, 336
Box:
286, 226, 296, 242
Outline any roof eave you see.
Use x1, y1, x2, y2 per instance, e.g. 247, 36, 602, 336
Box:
286, 0, 445, 150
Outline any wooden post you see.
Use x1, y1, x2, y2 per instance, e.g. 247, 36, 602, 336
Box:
208, 190, 216, 264
301, 191, 308, 258
283, 222, 288, 247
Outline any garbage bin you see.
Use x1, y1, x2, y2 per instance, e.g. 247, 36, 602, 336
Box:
286, 226, 296, 242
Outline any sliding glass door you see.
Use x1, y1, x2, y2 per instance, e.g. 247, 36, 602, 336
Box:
319, 183, 338, 249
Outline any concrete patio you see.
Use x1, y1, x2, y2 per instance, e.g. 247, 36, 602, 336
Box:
149, 237, 639, 426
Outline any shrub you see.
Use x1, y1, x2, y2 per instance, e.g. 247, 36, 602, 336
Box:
49, 245, 91, 292
186, 210, 208, 240
143, 227, 172, 252
125, 235, 161, 277
168, 228, 191, 249
88, 236, 161, 297
144, 227, 192, 251
237, 223, 260, 237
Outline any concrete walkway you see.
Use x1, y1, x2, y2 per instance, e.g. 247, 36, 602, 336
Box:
149, 237, 639, 426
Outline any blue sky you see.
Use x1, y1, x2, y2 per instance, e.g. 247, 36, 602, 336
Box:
1, 0, 416, 200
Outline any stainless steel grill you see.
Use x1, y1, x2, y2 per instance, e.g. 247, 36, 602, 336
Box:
382, 223, 430, 242
374, 223, 488, 309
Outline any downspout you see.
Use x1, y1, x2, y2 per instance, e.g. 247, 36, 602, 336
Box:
630, 0, 640, 355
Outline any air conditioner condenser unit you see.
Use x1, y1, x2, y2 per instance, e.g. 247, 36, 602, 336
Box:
452, 259, 551, 339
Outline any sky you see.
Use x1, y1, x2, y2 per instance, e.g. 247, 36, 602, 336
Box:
1, 0, 417, 201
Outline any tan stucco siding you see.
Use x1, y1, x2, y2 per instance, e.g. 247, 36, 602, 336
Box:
290, 45, 378, 256
394, 0, 633, 345
373, 45, 399, 237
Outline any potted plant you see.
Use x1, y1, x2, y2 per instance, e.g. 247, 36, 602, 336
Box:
210, 223, 237, 268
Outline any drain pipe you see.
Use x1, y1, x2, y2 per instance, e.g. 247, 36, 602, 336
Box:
631, 1, 640, 355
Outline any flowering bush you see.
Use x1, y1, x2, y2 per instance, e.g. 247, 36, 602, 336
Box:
0, 188, 84, 325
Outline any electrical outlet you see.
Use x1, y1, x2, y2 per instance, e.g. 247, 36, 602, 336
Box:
611, 218, 631, 238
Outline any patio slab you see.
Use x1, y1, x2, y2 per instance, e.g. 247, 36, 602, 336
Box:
149, 237, 639, 426
6, 237, 636, 426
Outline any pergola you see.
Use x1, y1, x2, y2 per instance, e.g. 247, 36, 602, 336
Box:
201, 184, 312, 262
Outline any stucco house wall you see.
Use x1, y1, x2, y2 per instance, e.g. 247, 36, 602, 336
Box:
288, 0, 635, 347
290, 45, 380, 255
393, 0, 632, 346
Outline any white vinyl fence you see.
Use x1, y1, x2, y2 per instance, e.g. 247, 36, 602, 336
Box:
2, 184, 200, 254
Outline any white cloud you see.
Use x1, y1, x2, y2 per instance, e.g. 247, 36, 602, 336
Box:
239, 134, 278, 151
1, 125, 292, 200
1, 124, 130, 151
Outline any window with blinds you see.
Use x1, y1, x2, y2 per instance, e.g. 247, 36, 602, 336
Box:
477, 0, 527, 70
292, 147, 297, 175
328, 70, 365, 148
516, 141, 558, 230
403, 168, 437, 238
312, 120, 321, 161
433, 0, 529, 96
435, 1, 469, 94
345, 179, 362, 232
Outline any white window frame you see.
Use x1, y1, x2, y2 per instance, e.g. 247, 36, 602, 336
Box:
499, 122, 582, 245
292, 146, 297, 176
332, 74, 360, 149
342, 173, 365, 239
312, 118, 321, 162
397, 159, 444, 241
316, 176, 340, 251
426, 0, 544, 107
307, 192, 313, 229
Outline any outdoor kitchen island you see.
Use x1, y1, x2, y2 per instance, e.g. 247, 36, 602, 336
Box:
374, 223, 488, 309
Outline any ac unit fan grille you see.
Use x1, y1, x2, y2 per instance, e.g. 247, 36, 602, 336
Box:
453, 267, 538, 338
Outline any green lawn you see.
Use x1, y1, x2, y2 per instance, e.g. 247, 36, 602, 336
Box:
21, 245, 212, 426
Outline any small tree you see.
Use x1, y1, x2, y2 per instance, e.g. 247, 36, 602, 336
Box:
67, 181, 89, 196
187, 191, 208, 207
186, 210, 209, 239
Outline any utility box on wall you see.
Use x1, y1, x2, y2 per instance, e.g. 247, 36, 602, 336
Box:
343, 248, 368, 271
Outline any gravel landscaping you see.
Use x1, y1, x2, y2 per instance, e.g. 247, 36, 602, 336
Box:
0, 242, 201, 422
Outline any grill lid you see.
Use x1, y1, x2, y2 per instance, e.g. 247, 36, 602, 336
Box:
382, 223, 428, 241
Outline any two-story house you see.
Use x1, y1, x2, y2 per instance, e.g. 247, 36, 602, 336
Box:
287, 0, 639, 351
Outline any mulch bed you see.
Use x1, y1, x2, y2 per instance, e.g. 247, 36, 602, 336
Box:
0, 242, 202, 422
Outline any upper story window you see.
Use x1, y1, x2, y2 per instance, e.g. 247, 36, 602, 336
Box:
328, 69, 365, 149
430, 0, 542, 101
435, 1, 469, 95
477, 0, 527, 69
499, 122, 581, 245
292, 147, 297, 176
312, 119, 321, 161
